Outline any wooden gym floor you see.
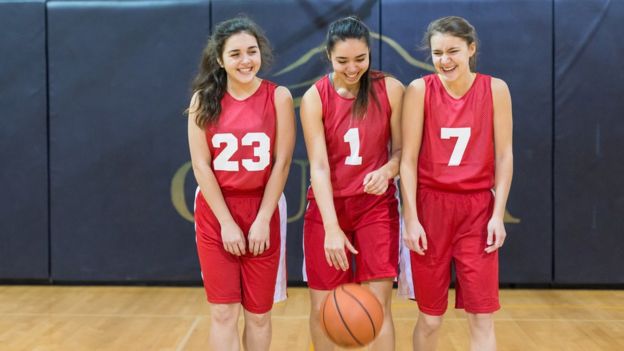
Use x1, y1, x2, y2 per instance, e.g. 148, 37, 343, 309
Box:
0, 286, 623, 350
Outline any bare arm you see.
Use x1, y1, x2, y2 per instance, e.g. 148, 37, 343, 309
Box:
300, 86, 357, 271
363, 76, 404, 195
248, 86, 296, 256
187, 93, 245, 256
485, 77, 514, 253
399, 79, 428, 254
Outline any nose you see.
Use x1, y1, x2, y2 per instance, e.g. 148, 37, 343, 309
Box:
440, 54, 451, 64
241, 54, 251, 64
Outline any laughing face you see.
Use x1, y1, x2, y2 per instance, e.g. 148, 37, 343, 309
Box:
328, 38, 370, 88
430, 32, 476, 82
220, 32, 261, 86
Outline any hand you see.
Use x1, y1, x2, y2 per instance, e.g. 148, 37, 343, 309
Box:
324, 224, 358, 271
403, 219, 427, 255
363, 169, 390, 195
485, 216, 506, 253
220, 220, 246, 256
248, 217, 270, 256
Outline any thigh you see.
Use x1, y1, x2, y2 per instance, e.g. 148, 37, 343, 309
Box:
195, 211, 242, 305
453, 191, 500, 313
303, 199, 352, 290
351, 191, 400, 283
240, 197, 283, 313
410, 189, 456, 315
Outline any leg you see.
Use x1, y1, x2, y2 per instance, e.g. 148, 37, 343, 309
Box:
210, 303, 241, 351
242, 309, 272, 351
413, 311, 443, 351
364, 278, 395, 351
467, 313, 496, 351
309, 288, 336, 351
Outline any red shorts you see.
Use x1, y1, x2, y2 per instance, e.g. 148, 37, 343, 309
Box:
195, 192, 282, 314
410, 188, 499, 316
303, 187, 400, 290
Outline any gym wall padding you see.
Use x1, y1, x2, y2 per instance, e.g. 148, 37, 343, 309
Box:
212, 0, 382, 282
0, 0, 48, 279
381, 0, 553, 284
2, 0, 623, 285
554, 0, 624, 284
47, 0, 209, 281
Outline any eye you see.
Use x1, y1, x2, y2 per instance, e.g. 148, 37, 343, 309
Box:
337, 60, 347, 64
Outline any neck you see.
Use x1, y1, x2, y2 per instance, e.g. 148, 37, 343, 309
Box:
440, 71, 476, 98
227, 78, 261, 99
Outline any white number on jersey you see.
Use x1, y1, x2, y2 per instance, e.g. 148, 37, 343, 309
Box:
212, 132, 270, 171
344, 128, 363, 165
241, 132, 270, 171
441, 127, 471, 166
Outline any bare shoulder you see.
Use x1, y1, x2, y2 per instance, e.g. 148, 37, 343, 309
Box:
274, 85, 293, 103
490, 77, 510, 96
407, 77, 426, 91
301, 84, 321, 105
384, 75, 405, 93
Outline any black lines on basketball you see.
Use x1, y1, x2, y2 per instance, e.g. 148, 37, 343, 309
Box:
333, 288, 365, 347
340, 284, 378, 338
320, 283, 384, 348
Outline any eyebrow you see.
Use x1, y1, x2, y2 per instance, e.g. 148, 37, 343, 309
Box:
335, 53, 367, 60
227, 45, 259, 54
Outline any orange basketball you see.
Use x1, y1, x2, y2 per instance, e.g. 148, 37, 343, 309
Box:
320, 283, 384, 348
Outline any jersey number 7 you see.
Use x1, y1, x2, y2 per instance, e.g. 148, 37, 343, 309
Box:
441, 127, 470, 166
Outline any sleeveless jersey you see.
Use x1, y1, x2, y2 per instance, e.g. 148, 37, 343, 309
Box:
203, 79, 277, 195
308, 73, 393, 199
418, 73, 494, 192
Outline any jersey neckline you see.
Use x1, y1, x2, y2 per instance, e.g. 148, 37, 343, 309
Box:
225, 79, 265, 102
435, 73, 480, 101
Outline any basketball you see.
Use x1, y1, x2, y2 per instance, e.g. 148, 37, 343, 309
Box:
320, 283, 384, 348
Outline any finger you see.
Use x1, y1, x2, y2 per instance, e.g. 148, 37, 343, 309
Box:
237, 239, 246, 255
258, 241, 267, 255
223, 243, 233, 255
251, 240, 259, 256
363, 173, 372, 186
324, 250, 333, 267
336, 251, 349, 271
486, 227, 494, 246
420, 234, 428, 251
231, 243, 241, 256
484, 245, 498, 254
345, 240, 359, 255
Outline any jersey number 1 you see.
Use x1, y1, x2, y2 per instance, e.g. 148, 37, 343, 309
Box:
344, 128, 362, 165
441, 127, 470, 166
212, 132, 270, 171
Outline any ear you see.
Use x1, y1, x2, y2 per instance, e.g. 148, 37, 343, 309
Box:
217, 59, 223, 68
468, 42, 477, 57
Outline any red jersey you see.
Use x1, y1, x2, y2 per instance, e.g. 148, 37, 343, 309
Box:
308, 73, 393, 199
202, 79, 277, 195
418, 73, 495, 192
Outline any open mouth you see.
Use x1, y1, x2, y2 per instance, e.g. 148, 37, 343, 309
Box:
441, 66, 457, 73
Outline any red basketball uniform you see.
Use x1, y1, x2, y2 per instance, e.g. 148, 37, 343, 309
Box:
408, 73, 500, 315
304, 73, 400, 290
194, 80, 286, 313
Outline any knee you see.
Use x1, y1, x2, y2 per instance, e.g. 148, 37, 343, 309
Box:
211, 304, 239, 326
417, 314, 443, 335
468, 314, 494, 334
245, 312, 271, 329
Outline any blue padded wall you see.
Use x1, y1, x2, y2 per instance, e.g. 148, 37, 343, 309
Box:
48, 0, 209, 281
0, 0, 48, 279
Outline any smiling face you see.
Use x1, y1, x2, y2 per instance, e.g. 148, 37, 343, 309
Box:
328, 38, 370, 88
430, 32, 476, 82
220, 31, 261, 86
